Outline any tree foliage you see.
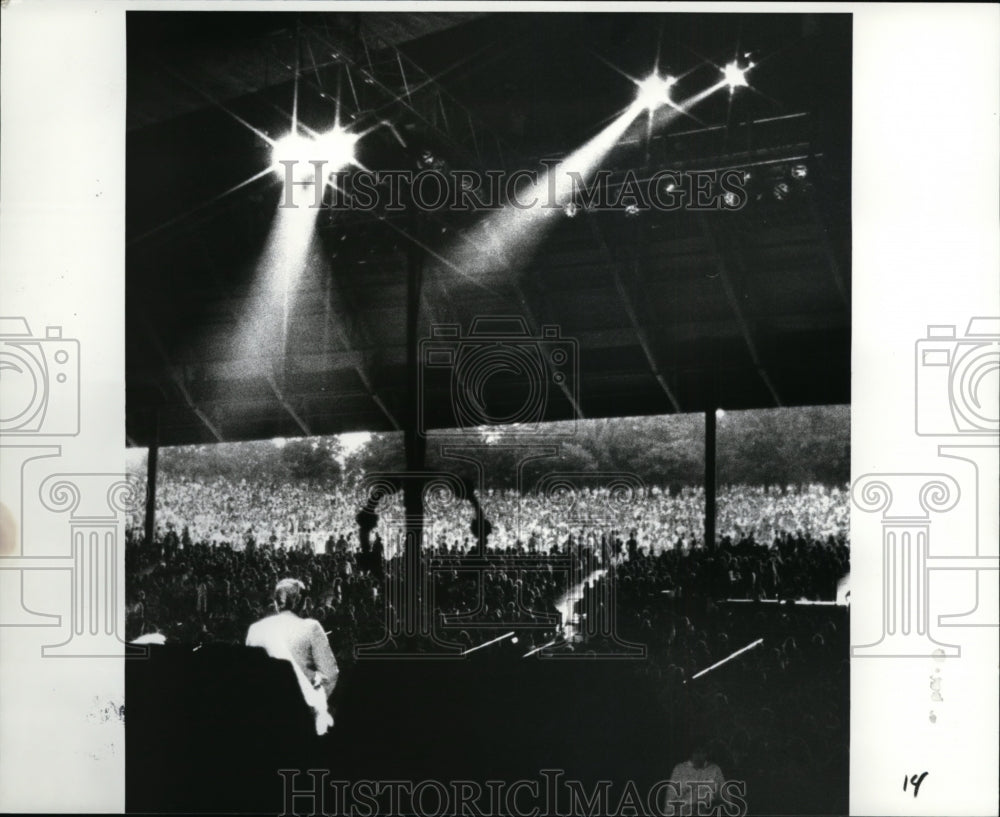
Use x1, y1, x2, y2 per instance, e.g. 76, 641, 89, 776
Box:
137, 406, 848, 489
155, 436, 342, 483
345, 406, 848, 489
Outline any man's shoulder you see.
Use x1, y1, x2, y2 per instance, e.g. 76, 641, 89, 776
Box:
295, 616, 323, 633
247, 612, 282, 636
670, 761, 724, 781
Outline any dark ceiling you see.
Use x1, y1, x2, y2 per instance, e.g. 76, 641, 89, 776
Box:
126, 11, 852, 447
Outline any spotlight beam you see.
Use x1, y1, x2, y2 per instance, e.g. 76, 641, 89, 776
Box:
129, 60, 362, 247
523, 638, 562, 658
444, 103, 642, 280
330, 184, 508, 297
686, 638, 764, 682
442, 76, 730, 284
461, 631, 516, 656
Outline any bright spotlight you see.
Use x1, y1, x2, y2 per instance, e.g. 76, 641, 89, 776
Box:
271, 132, 321, 181
634, 72, 676, 111
321, 125, 359, 172
271, 126, 358, 184
722, 60, 752, 91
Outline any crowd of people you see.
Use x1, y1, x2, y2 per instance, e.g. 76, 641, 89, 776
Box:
125, 483, 849, 670
127, 476, 848, 557
125, 476, 849, 814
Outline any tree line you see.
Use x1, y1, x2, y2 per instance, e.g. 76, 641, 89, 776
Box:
144, 406, 849, 490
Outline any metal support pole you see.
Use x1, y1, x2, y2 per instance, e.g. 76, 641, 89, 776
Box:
705, 408, 717, 549
402, 210, 426, 637
144, 441, 159, 548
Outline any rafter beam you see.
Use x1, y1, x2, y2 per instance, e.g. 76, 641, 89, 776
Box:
143, 326, 224, 442
587, 218, 682, 413
307, 26, 498, 173
323, 258, 402, 432
193, 237, 314, 436
804, 182, 849, 309
263, 372, 311, 436
699, 218, 783, 408
509, 280, 585, 421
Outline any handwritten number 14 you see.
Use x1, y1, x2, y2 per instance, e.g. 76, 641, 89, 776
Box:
904, 772, 928, 797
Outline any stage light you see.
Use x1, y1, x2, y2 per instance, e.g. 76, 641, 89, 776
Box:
634, 72, 676, 111
722, 60, 752, 92
271, 126, 359, 185
773, 182, 790, 201
723, 191, 739, 208
320, 125, 360, 172
418, 148, 448, 171
271, 131, 320, 182
791, 163, 808, 180
564, 202, 579, 218
625, 203, 641, 217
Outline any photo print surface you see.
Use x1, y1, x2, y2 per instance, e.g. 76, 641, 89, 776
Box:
3, 5, 996, 817
123, 11, 852, 816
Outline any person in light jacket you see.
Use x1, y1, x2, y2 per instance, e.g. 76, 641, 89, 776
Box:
246, 578, 339, 734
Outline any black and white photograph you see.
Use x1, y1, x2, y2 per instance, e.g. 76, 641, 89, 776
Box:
123, 11, 851, 815
0, 4, 997, 817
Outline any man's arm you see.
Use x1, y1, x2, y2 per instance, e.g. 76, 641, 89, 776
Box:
309, 620, 339, 698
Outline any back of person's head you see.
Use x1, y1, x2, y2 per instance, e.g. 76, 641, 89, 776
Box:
274, 578, 305, 613
690, 740, 708, 768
